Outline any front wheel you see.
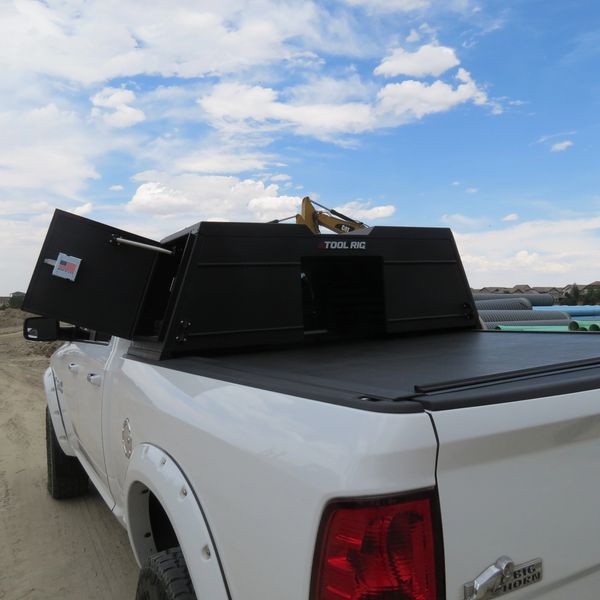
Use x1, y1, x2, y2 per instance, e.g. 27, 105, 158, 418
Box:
46, 407, 89, 499
136, 547, 197, 600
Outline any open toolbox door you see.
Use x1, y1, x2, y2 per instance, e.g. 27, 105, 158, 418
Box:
23, 209, 173, 339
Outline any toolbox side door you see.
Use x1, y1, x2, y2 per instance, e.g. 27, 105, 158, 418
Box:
23, 209, 171, 339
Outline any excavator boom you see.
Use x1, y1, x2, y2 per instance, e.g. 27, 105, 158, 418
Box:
295, 197, 367, 234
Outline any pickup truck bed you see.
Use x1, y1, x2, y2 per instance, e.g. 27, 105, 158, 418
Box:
137, 330, 600, 412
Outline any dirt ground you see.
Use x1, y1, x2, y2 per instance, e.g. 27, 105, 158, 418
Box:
0, 309, 138, 600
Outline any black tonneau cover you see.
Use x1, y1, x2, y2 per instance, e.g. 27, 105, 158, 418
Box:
134, 330, 600, 413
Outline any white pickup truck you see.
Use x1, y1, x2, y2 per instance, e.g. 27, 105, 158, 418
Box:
22, 210, 600, 600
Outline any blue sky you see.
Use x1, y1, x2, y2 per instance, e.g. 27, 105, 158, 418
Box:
1, 0, 599, 293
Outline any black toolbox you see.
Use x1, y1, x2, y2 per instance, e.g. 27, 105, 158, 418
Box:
24, 209, 477, 359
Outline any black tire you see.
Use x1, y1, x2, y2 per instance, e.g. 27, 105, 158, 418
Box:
136, 547, 197, 600
46, 407, 89, 499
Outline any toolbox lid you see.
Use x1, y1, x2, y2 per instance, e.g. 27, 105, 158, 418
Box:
23, 209, 169, 338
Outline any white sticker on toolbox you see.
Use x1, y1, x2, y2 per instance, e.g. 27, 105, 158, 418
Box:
52, 253, 81, 281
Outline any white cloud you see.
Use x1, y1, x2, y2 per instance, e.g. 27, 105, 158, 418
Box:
91, 87, 145, 128
551, 140, 573, 152
535, 131, 577, 145
463, 250, 571, 279
334, 201, 395, 220
199, 82, 376, 139
452, 180, 460, 186
175, 151, 270, 174
247, 195, 301, 221
0, 217, 50, 293
110, 185, 124, 192
502, 212, 519, 221
125, 177, 393, 233
270, 174, 292, 182
127, 173, 302, 224
0, 104, 101, 197
73, 202, 93, 216
103, 105, 146, 129
0, 1, 369, 86
344, 0, 430, 12
374, 44, 460, 78
456, 215, 600, 287
288, 75, 373, 104
465, 187, 479, 193
200, 67, 490, 141
376, 68, 488, 121
441, 213, 485, 227
92, 88, 136, 109
344, 0, 478, 14
406, 29, 421, 43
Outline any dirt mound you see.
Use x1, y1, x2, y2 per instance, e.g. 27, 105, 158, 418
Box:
0, 307, 30, 329
0, 308, 137, 599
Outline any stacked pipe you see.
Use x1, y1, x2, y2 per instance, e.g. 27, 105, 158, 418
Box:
473, 292, 555, 306
479, 310, 571, 330
473, 292, 600, 332
472, 291, 571, 330
475, 298, 532, 311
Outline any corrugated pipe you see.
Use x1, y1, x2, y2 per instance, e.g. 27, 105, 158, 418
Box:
473, 292, 555, 306
475, 298, 532, 311
479, 309, 570, 323
483, 319, 572, 329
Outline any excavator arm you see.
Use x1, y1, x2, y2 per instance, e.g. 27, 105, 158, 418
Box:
294, 197, 368, 234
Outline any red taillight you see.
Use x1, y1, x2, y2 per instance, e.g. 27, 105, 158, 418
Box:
312, 492, 440, 600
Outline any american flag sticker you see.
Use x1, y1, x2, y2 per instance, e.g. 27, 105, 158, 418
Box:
52, 252, 81, 282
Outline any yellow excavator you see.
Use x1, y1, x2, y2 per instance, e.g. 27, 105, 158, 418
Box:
269, 196, 369, 234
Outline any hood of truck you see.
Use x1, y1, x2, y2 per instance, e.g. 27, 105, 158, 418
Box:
430, 386, 600, 599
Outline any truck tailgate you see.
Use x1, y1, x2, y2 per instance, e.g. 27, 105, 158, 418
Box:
431, 387, 600, 599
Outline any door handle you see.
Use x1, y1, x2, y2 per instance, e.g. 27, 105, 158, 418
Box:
68, 363, 80, 374
86, 373, 102, 387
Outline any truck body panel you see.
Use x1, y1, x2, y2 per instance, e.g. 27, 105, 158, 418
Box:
43, 326, 600, 600
97, 340, 439, 600
433, 389, 600, 599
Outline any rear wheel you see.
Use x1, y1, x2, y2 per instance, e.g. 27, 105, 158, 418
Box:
46, 407, 89, 499
136, 547, 197, 600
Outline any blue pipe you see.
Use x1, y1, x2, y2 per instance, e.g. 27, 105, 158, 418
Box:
533, 305, 600, 317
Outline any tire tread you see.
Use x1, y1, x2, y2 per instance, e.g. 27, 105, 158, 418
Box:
46, 407, 89, 499
136, 547, 196, 600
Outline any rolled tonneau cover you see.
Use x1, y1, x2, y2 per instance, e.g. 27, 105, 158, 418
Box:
137, 329, 600, 413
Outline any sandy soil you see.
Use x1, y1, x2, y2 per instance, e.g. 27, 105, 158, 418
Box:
0, 309, 138, 600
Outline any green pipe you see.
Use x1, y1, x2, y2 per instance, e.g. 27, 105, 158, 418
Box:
495, 325, 573, 332
569, 320, 600, 331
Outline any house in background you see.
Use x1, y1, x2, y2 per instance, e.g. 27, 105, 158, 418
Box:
1, 291, 25, 309
472, 283, 599, 304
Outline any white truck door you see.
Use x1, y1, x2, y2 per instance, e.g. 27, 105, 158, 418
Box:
69, 339, 113, 495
